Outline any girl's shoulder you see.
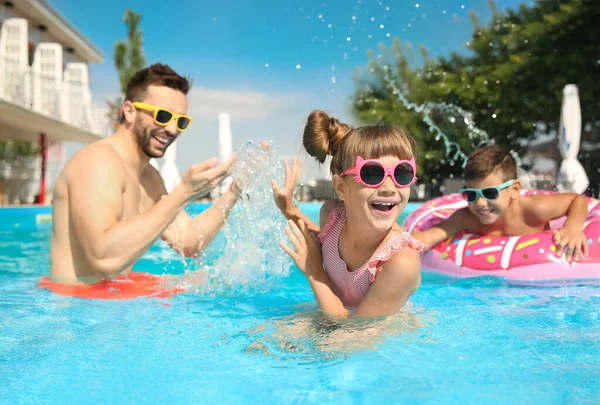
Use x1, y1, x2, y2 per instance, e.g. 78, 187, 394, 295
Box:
364, 231, 425, 282
318, 200, 344, 243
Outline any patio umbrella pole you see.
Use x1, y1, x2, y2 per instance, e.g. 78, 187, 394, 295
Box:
38, 132, 46, 205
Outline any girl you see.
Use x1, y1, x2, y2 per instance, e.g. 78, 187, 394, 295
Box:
273, 110, 425, 318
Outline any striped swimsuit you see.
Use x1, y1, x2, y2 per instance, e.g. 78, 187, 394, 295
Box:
318, 205, 425, 307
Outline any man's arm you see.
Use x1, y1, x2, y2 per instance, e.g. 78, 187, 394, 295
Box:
161, 181, 241, 257
68, 147, 192, 277
354, 248, 421, 318
411, 208, 469, 250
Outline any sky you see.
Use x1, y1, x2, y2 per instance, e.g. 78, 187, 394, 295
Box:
50, 0, 529, 181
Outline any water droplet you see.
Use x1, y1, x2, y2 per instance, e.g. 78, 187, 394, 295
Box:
318, 14, 323, 19
331, 65, 336, 71
492, 113, 497, 118
461, 4, 465, 9
328, 23, 332, 28
371, 17, 375, 21
296, 64, 301, 69
331, 76, 336, 84
264, 63, 269, 68
408, 23, 412, 27
386, 33, 390, 37
368, 34, 373, 39
347, 36, 352, 41
385, 6, 390, 10
352, 15, 356, 20
442, 10, 447, 14
415, 3, 419, 7
380, 24, 384, 28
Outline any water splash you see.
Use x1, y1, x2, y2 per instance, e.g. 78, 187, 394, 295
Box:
381, 64, 494, 168
242, 307, 434, 362
182, 141, 292, 295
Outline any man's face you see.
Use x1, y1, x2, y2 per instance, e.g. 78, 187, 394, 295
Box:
131, 85, 188, 159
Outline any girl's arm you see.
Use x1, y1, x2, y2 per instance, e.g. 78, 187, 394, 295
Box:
353, 249, 421, 318
280, 219, 348, 316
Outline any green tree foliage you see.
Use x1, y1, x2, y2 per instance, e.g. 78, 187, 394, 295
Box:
352, 0, 600, 182
107, 9, 147, 129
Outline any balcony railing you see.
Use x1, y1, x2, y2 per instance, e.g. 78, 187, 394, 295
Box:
0, 56, 110, 138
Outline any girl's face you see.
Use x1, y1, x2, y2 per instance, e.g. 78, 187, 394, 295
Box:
334, 155, 412, 232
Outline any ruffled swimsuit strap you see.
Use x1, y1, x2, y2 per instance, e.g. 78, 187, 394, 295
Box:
363, 231, 426, 283
318, 204, 346, 245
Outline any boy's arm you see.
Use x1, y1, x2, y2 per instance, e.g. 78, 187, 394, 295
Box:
411, 208, 470, 250
524, 193, 590, 261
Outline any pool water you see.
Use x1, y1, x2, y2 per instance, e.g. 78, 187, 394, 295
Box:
0, 205, 599, 404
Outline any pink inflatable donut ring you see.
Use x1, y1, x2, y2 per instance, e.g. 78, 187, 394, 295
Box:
403, 190, 600, 283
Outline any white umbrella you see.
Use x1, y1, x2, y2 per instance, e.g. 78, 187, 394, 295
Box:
160, 140, 181, 193
556, 84, 589, 194
149, 158, 160, 171
214, 112, 233, 197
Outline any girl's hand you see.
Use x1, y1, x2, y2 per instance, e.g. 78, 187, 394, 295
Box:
271, 157, 302, 213
280, 219, 323, 276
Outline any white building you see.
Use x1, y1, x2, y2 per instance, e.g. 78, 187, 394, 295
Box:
0, 0, 109, 205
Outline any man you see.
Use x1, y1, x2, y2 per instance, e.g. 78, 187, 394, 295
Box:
50, 63, 239, 283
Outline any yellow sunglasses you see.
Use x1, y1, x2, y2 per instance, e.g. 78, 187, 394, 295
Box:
132, 102, 193, 131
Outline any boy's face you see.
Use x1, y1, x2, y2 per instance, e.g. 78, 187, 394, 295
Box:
463, 170, 520, 225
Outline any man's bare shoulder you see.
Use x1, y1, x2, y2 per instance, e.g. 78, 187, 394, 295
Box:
64, 144, 126, 184
142, 163, 163, 183
141, 163, 168, 201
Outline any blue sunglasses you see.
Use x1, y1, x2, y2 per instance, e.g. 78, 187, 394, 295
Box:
460, 179, 515, 203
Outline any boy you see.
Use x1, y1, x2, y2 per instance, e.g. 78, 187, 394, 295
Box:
412, 146, 590, 263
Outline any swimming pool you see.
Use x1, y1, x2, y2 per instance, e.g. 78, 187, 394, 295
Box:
1, 203, 598, 404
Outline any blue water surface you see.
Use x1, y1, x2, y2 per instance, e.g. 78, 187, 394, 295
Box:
0, 203, 598, 405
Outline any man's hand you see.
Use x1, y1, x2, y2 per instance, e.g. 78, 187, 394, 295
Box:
271, 157, 302, 213
553, 225, 589, 262
178, 156, 235, 200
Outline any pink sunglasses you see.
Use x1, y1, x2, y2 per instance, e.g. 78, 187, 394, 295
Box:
340, 156, 417, 188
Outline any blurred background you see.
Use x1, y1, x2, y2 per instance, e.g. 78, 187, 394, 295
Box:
0, 0, 598, 204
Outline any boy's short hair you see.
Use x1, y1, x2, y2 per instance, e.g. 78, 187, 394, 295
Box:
464, 146, 517, 182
